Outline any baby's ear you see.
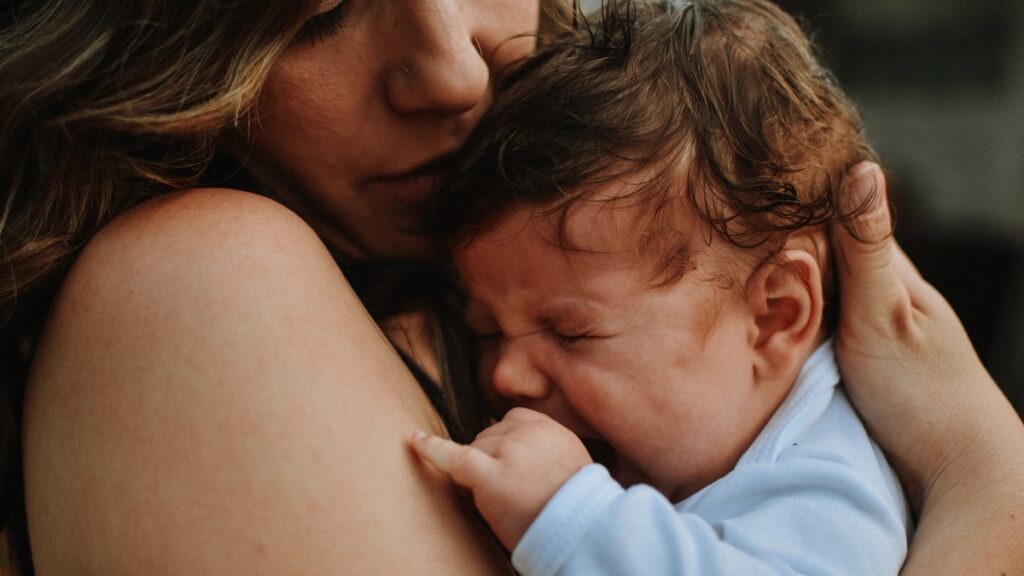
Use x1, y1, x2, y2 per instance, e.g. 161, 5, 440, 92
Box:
744, 241, 824, 383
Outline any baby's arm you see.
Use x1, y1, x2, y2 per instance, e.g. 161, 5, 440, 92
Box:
414, 408, 906, 576
519, 461, 905, 576
411, 407, 593, 550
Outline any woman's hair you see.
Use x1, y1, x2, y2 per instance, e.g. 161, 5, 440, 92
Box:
441, 0, 878, 285
0, 0, 321, 546
0, 0, 319, 325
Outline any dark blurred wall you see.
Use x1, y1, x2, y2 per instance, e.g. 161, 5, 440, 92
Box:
779, 0, 1024, 415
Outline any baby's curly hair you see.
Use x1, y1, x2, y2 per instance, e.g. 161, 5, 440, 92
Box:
439, 0, 878, 300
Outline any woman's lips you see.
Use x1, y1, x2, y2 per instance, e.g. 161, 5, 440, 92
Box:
370, 169, 445, 202
369, 153, 457, 202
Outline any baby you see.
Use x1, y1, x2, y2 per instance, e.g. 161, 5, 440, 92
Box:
413, 1, 910, 574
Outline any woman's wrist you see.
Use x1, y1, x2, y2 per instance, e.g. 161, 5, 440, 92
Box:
903, 400, 1024, 576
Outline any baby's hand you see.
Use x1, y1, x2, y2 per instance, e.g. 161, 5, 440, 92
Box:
410, 407, 592, 551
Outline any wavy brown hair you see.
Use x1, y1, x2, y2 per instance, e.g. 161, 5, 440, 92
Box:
0, 0, 322, 559
0, 1, 319, 323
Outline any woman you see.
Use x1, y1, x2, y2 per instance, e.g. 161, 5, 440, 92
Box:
1, 1, 1021, 573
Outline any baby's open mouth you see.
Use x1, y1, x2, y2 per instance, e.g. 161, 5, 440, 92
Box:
581, 437, 616, 469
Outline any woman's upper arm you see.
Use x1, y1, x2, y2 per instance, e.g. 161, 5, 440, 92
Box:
23, 189, 510, 575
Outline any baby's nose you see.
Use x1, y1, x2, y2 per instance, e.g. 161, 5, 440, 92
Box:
488, 346, 552, 402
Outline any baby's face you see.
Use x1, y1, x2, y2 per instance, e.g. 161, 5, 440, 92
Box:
455, 201, 779, 501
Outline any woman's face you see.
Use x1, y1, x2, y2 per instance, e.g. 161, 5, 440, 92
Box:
237, 0, 541, 260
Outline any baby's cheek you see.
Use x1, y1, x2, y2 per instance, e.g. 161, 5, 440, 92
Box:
532, 395, 600, 441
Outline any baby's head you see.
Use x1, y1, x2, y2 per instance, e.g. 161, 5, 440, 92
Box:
439, 0, 877, 500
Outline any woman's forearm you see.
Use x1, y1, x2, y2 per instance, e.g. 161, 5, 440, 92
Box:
901, 390, 1024, 575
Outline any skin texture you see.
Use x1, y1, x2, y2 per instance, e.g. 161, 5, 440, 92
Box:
234, 0, 539, 260
413, 194, 828, 550
24, 190, 513, 574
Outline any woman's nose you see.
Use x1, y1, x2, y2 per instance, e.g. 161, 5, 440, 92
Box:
385, 2, 490, 116
488, 344, 552, 403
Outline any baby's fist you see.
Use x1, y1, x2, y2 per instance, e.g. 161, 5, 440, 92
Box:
411, 407, 592, 550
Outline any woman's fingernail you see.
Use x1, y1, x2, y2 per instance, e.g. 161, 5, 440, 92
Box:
851, 162, 881, 211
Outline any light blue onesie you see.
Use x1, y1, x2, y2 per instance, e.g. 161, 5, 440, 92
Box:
512, 341, 910, 576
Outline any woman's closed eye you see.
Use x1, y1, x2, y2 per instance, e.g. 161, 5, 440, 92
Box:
295, 0, 352, 46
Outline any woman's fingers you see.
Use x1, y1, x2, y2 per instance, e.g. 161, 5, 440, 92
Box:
831, 161, 921, 342
411, 431, 494, 488
833, 163, 906, 315
835, 164, 947, 321
833, 161, 891, 263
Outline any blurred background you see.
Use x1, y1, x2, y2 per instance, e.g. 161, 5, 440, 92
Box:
776, 0, 1024, 416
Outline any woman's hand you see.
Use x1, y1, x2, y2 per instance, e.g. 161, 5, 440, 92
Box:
833, 163, 1024, 575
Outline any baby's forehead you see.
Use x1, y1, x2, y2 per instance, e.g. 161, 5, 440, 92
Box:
558, 194, 657, 253
544, 179, 708, 265
467, 184, 710, 284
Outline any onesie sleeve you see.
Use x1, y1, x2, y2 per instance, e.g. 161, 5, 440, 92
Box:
511, 461, 907, 576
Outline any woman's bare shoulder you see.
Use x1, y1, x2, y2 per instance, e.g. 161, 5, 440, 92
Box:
86, 187, 321, 270
23, 187, 510, 575
35, 187, 350, 391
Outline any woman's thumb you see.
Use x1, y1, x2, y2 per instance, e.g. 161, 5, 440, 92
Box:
833, 162, 902, 312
